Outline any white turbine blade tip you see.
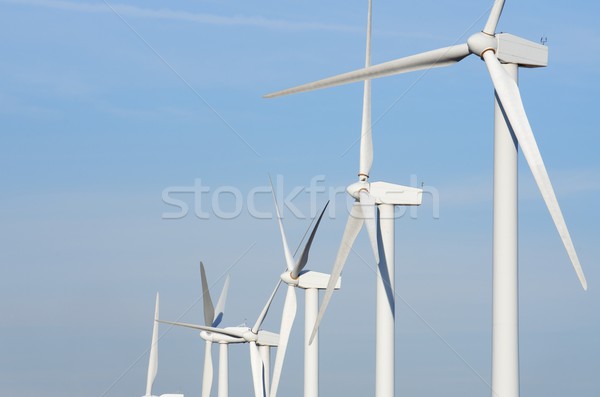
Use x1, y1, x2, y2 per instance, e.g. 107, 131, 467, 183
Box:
580, 276, 588, 291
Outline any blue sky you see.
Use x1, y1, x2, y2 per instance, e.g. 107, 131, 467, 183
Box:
0, 0, 599, 396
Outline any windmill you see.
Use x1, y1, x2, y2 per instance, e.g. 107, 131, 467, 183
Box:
267, 1, 423, 396
196, 262, 230, 397
160, 278, 280, 397
268, 185, 339, 397
151, 264, 230, 397
265, 1, 588, 396
142, 293, 184, 397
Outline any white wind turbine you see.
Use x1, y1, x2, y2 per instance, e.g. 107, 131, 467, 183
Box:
265, 1, 588, 396
142, 293, 184, 397
268, 2, 423, 396
153, 264, 230, 397
160, 279, 280, 397
268, 186, 339, 397
195, 262, 230, 397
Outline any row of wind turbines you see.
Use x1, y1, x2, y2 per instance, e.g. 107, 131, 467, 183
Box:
144, 188, 338, 397
143, 0, 587, 396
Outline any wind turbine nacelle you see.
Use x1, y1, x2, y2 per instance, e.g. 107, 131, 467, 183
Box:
256, 330, 279, 347
296, 270, 342, 290
496, 33, 548, 68
200, 330, 244, 344
369, 181, 422, 206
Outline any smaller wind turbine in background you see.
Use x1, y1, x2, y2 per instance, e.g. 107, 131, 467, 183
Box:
266, 1, 423, 396
160, 275, 280, 397
142, 293, 184, 397
195, 263, 230, 397
268, 182, 339, 397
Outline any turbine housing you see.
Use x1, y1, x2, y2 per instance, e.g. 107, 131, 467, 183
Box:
256, 330, 279, 347
369, 181, 423, 206
346, 181, 422, 206
468, 32, 548, 67
496, 33, 548, 68
282, 270, 341, 290
200, 329, 243, 344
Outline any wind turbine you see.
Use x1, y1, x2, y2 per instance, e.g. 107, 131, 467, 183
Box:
268, 2, 423, 396
160, 280, 280, 397
142, 293, 184, 397
195, 262, 230, 397
268, 186, 339, 397
265, 1, 588, 396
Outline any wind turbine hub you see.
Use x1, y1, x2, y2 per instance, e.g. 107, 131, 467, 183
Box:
467, 32, 498, 58
346, 181, 369, 200
243, 330, 257, 342
281, 271, 299, 286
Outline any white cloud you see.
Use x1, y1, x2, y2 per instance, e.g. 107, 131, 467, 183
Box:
2, 0, 360, 32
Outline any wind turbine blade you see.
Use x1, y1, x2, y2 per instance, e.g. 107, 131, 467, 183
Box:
269, 285, 297, 397
145, 293, 159, 397
292, 201, 330, 278
359, 0, 373, 178
483, 50, 588, 290
157, 320, 246, 339
252, 280, 283, 334
249, 342, 266, 397
200, 262, 215, 327
482, 0, 506, 35
201, 340, 213, 397
310, 203, 364, 344
269, 176, 295, 272
213, 275, 230, 327
264, 44, 470, 98
359, 190, 379, 263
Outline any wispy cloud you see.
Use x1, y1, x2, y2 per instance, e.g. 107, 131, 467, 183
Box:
2, 0, 360, 32
0, 93, 62, 119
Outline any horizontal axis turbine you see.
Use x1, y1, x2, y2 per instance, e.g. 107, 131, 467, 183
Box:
264, 1, 588, 396
265, 0, 587, 291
